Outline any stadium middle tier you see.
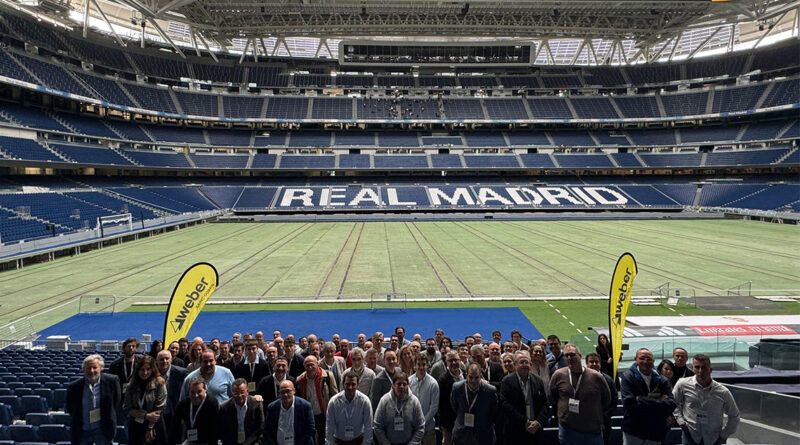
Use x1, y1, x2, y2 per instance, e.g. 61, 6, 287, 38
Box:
0, 178, 798, 244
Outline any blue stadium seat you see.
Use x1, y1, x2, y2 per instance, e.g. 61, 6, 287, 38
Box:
43, 382, 61, 391
24, 413, 51, 426
0, 390, 8, 397
0, 426, 7, 440
20, 396, 48, 415
0, 404, 13, 425
38, 424, 71, 443
13, 388, 32, 397
50, 412, 72, 427
0, 397, 20, 418
8, 424, 38, 442
32, 389, 52, 409
51, 389, 68, 410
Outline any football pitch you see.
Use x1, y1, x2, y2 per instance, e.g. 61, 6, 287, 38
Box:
1, 219, 798, 341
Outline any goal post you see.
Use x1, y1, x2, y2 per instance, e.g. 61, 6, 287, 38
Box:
370, 293, 407, 312
97, 213, 133, 238
79, 295, 117, 314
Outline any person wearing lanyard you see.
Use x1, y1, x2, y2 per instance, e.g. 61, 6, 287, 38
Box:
219, 379, 264, 445
549, 344, 611, 445
110, 338, 142, 394
264, 380, 316, 445
620, 348, 677, 445
325, 370, 373, 445
123, 355, 167, 445
451, 363, 497, 445
235, 340, 272, 394
373, 371, 425, 445
499, 351, 549, 445
66, 354, 122, 445
673, 354, 740, 445
170, 378, 219, 445
468, 344, 503, 390
408, 353, 439, 445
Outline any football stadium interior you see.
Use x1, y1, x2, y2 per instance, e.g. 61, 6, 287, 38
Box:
0, 0, 798, 443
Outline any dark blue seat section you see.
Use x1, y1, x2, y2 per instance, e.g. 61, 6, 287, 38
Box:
38, 424, 71, 443
374, 155, 429, 169
48, 144, 133, 166
0, 137, 63, 163
199, 187, 246, 209
484, 98, 529, 119
279, 155, 336, 169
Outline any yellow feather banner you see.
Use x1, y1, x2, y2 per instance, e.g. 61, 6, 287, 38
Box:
163, 262, 218, 346
608, 252, 638, 379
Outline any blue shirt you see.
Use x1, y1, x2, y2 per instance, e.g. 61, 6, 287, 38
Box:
81, 380, 101, 431
181, 366, 235, 404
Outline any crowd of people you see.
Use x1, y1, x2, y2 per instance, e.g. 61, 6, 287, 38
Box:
65, 327, 740, 445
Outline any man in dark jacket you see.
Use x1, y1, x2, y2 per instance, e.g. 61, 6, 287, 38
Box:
234, 340, 271, 393
218, 379, 264, 445
499, 351, 549, 445
437, 351, 464, 445
66, 354, 122, 445
621, 348, 676, 444
171, 377, 219, 445
451, 363, 498, 445
263, 380, 315, 445
586, 352, 619, 445
155, 350, 189, 429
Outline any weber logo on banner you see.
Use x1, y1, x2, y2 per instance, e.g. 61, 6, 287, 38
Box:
163, 262, 218, 346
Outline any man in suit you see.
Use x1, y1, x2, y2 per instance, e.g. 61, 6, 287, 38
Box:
256, 357, 295, 407
66, 354, 122, 445
264, 380, 315, 445
451, 364, 498, 445
234, 340, 271, 394
219, 379, 264, 445
468, 345, 503, 390
437, 351, 464, 445
109, 338, 142, 391
171, 377, 219, 445
500, 351, 549, 445
155, 350, 189, 429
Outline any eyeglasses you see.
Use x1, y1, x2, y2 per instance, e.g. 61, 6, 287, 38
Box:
564, 353, 578, 358
278, 389, 293, 395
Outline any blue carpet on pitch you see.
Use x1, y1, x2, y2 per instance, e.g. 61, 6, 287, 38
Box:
38, 308, 541, 342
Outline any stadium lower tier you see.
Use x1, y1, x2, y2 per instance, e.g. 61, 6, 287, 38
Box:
0, 177, 797, 244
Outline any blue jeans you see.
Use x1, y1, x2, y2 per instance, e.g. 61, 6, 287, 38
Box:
559, 425, 604, 445
78, 428, 112, 445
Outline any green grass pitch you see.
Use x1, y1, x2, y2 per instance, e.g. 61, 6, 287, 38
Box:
1, 219, 798, 341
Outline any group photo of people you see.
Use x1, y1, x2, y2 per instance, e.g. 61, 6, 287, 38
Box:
65, 325, 740, 445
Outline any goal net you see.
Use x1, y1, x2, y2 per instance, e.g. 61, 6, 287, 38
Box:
97, 213, 133, 237
79, 295, 117, 313
370, 293, 407, 312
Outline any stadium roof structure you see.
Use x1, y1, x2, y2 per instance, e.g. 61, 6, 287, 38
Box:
4, 0, 799, 64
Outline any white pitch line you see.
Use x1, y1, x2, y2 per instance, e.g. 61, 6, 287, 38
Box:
584, 336, 591, 341
569, 321, 575, 326
562, 314, 568, 319
555, 308, 561, 313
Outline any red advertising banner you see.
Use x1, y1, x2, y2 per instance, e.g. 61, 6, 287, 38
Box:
690, 325, 798, 336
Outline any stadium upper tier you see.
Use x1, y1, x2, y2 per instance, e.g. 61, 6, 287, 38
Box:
0, 176, 797, 244
0, 45, 796, 122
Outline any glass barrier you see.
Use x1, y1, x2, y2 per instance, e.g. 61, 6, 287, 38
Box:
724, 383, 800, 433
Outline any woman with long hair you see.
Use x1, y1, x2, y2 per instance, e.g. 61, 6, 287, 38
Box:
596, 333, 614, 376
147, 340, 163, 360
124, 355, 167, 445
657, 359, 676, 388
398, 344, 414, 374
185, 339, 207, 372
530, 344, 550, 388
